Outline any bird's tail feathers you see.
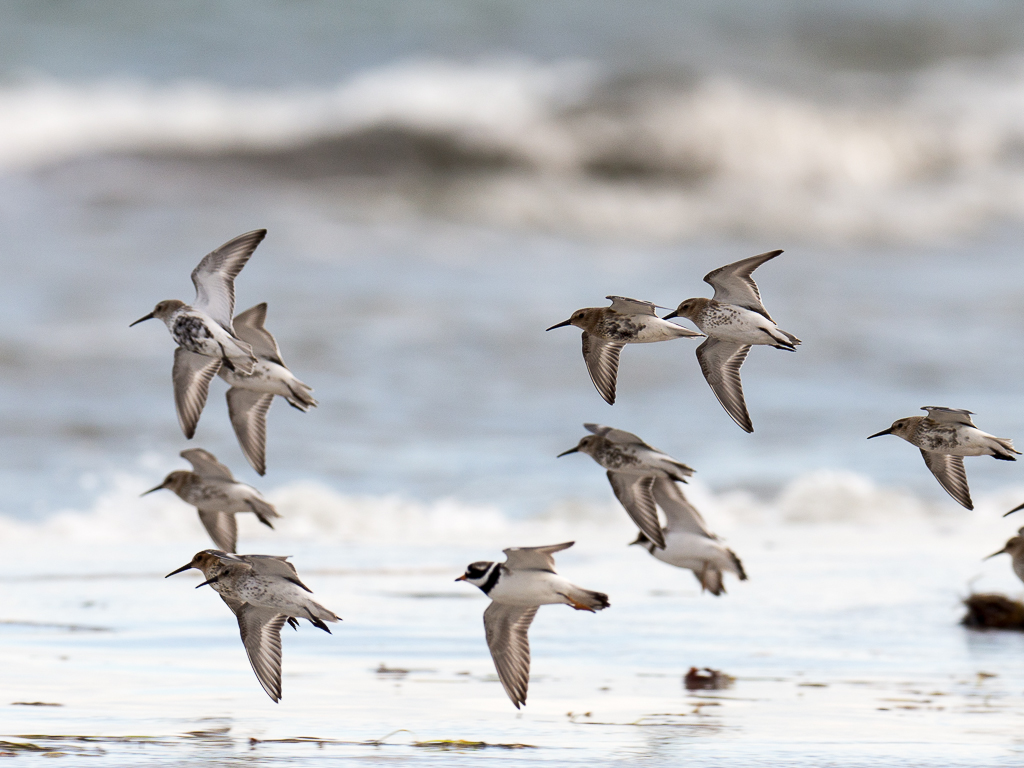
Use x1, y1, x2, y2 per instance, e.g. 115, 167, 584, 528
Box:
285, 381, 318, 411
990, 437, 1021, 461
779, 329, 802, 346
695, 567, 726, 596
246, 497, 281, 526
567, 586, 610, 611
729, 549, 748, 581
306, 600, 340, 630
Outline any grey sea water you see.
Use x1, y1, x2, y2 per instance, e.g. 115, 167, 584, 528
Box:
4, 2, 1024, 765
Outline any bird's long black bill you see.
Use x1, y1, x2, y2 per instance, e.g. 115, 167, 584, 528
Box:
140, 484, 164, 496
129, 313, 155, 327
985, 548, 1008, 560
556, 447, 579, 457
867, 429, 893, 439
165, 563, 194, 578
1003, 503, 1024, 518
661, 310, 679, 320
195, 575, 221, 589
546, 319, 572, 331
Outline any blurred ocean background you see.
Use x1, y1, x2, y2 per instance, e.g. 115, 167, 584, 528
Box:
3, 0, 1024, 518
5, 2, 1024, 764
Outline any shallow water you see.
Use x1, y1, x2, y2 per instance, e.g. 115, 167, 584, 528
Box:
3, 503, 1024, 766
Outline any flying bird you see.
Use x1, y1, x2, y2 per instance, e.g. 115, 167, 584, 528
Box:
220, 303, 317, 475
131, 229, 266, 438
986, 528, 1024, 583
629, 477, 747, 596
547, 296, 702, 405
868, 406, 1019, 510
143, 448, 279, 552
663, 251, 800, 432
456, 542, 608, 709
166, 549, 339, 702
557, 423, 694, 549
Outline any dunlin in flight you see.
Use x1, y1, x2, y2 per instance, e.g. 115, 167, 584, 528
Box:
131, 229, 265, 438
868, 406, 1019, 510
663, 250, 800, 432
558, 423, 694, 549
547, 296, 702, 405
167, 549, 339, 702
143, 448, 280, 552
986, 528, 1024, 583
456, 542, 609, 709
220, 303, 317, 475
629, 477, 747, 596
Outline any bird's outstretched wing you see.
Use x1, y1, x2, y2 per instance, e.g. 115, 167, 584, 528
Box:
921, 407, 976, 428
180, 448, 235, 481
191, 229, 267, 331
236, 604, 287, 702
703, 250, 782, 321
607, 472, 665, 549
483, 602, 538, 709
696, 338, 753, 433
241, 555, 310, 592
652, 477, 713, 537
583, 423, 648, 446
920, 450, 973, 510
197, 511, 238, 553
232, 303, 285, 365
226, 388, 275, 476
172, 348, 222, 439
582, 333, 624, 405
502, 542, 574, 572
605, 296, 659, 315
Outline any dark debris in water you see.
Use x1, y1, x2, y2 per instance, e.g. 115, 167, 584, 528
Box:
11, 702, 62, 707
375, 663, 409, 677
249, 731, 533, 751
961, 593, 1024, 630
0, 741, 50, 753
413, 739, 534, 750
684, 667, 735, 691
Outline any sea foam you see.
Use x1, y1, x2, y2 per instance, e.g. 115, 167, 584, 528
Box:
3, 468, 1020, 551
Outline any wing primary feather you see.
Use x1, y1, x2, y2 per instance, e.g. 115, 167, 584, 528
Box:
197, 510, 238, 553
696, 339, 753, 433
236, 605, 286, 703
172, 349, 222, 439
702, 250, 782, 320
484, 603, 538, 709
581, 333, 624, 405
191, 229, 267, 331
920, 450, 973, 510
607, 472, 665, 548
180, 448, 235, 481
227, 389, 275, 476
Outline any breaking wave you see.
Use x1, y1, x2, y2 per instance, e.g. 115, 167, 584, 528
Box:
2, 468, 1020, 551
7, 57, 1024, 243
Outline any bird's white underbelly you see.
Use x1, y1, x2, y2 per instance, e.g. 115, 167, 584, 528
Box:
188, 482, 258, 514
652, 532, 736, 572
220, 361, 294, 395
632, 318, 696, 343
699, 306, 776, 345
237, 578, 308, 613
930, 427, 1001, 456
489, 571, 573, 606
